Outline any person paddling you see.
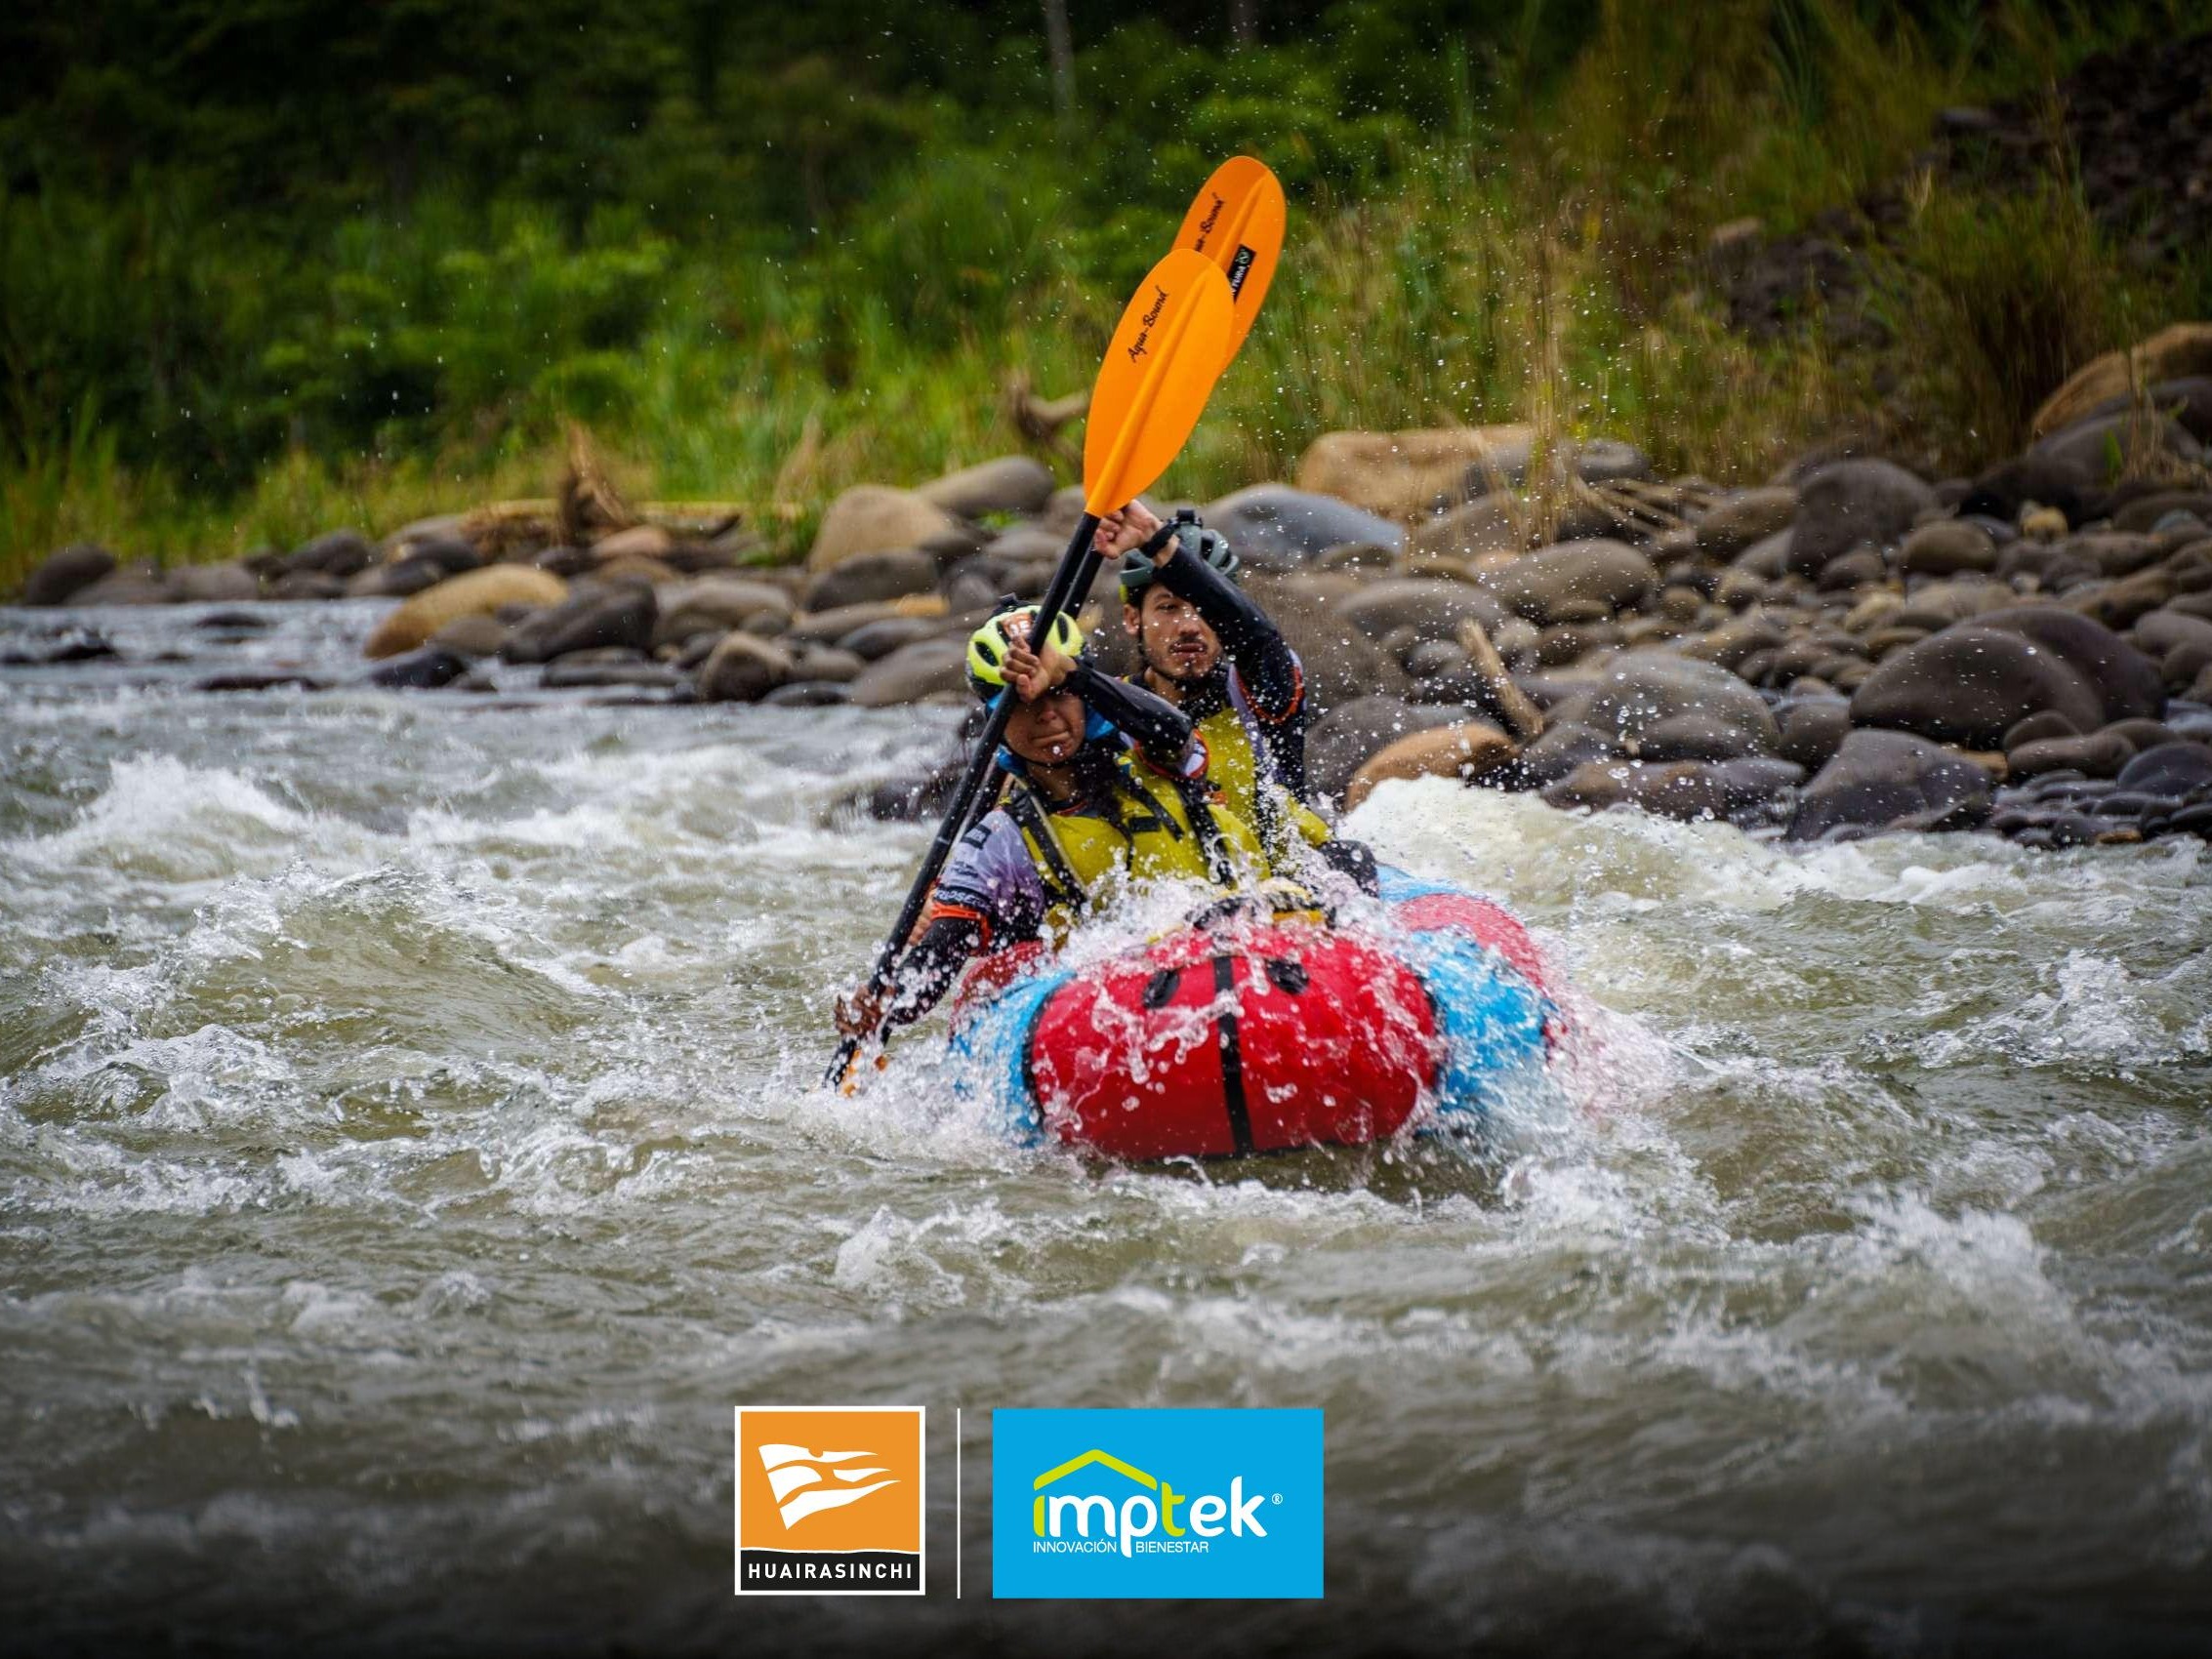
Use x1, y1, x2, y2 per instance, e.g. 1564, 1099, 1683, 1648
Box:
1096, 500, 1377, 891
834, 601, 1315, 1040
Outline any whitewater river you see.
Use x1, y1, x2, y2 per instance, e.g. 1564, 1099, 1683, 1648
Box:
4, 599, 2210, 1655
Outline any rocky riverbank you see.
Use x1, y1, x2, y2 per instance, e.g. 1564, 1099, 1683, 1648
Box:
13, 324, 2212, 850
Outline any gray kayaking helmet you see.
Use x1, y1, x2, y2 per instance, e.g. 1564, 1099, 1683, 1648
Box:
1119, 507, 1240, 597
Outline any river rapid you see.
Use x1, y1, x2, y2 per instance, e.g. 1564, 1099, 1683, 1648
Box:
4, 599, 2210, 1656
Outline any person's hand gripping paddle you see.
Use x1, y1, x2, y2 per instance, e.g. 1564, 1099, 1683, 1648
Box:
824, 249, 1235, 1090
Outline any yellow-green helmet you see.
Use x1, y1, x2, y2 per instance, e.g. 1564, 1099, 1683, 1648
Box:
966, 603, 1085, 701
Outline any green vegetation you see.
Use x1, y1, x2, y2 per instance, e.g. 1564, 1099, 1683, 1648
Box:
4, 0, 2209, 587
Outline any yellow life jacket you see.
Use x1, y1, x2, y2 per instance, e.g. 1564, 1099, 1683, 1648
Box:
1004, 754, 1274, 940
1190, 702, 1332, 860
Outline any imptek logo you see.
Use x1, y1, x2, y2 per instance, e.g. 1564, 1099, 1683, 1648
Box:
993, 1409, 1322, 1599
1031, 1447, 1270, 1558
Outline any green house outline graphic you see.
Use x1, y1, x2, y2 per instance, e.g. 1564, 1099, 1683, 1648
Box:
1031, 1449, 1158, 1536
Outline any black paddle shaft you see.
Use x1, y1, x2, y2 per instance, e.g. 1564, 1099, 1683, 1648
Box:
825, 511, 1103, 1087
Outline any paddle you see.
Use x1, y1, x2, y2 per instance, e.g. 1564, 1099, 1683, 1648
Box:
955, 157, 1288, 837
826, 249, 1236, 1089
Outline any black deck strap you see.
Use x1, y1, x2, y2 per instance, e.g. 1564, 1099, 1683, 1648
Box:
1210, 953, 1255, 1155
1004, 785, 1086, 913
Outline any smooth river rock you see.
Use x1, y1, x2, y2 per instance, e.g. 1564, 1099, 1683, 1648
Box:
1786, 729, 1993, 841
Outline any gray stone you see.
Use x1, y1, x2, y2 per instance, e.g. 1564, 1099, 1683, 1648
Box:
2116, 741, 2212, 796
847, 638, 968, 708
763, 680, 854, 708
1334, 578, 1506, 644
792, 645, 865, 684
1778, 698, 1852, 771
1851, 606, 2163, 748
427, 614, 510, 659
1788, 459, 1937, 577
802, 547, 937, 612
697, 633, 795, 703
20, 544, 117, 606
288, 530, 375, 578
1695, 488, 1799, 557
1203, 484, 1406, 571
919, 455, 1056, 519
1786, 729, 1993, 841
652, 577, 792, 648
503, 586, 656, 665
837, 616, 937, 661
1900, 519, 1997, 578
2006, 731, 2134, 780
1546, 650, 1780, 758
1480, 540, 1659, 626
1305, 696, 1473, 804
364, 648, 470, 690
171, 562, 262, 603
543, 658, 685, 690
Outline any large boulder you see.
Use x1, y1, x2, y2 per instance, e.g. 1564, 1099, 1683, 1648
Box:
1343, 721, 1517, 809
1234, 572, 1390, 714
20, 544, 117, 606
2030, 322, 2212, 438
651, 577, 792, 648
1404, 493, 1525, 561
364, 566, 568, 659
1541, 757, 1801, 822
696, 634, 794, 703
1969, 606, 2165, 721
1479, 540, 1659, 626
1899, 519, 1997, 578
1202, 484, 1405, 571
364, 647, 470, 690
71, 564, 180, 604
837, 615, 938, 661
1294, 426, 1532, 521
806, 485, 970, 572
170, 562, 260, 604
1850, 606, 2161, 747
588, 524, 673, 565
918, 455, 1055, 519
288, 529, 376, 578
802, 547, 937, 612
1333, 579, 1506, 645
848, 638, 969, 708
1786, 460, 1936, 577
347, 556, 451, 599
1960, 450, 2099, 526
1545, 650, 1781, 758
2031, 411, 2203, 488
1305, 696, 1473, 805
1786, 729, 1992, 841
2115, 741, 2212, 797
501, 584, 656, 664
1694, 488, 1799, 558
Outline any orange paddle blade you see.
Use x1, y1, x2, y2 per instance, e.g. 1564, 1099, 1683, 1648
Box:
1082, 248, 1235, 516
1172, 155, 1286, 366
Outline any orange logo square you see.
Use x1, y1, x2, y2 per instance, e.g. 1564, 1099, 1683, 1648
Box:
734, 1406, 925, 1596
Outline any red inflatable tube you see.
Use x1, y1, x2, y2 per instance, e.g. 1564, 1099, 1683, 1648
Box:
1023, 924, 1440, 1160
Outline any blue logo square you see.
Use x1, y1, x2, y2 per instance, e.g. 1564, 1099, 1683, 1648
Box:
991, 1409, 1323, 1599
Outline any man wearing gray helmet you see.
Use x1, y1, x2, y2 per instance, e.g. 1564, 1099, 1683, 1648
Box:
1094, 500, 1377, 893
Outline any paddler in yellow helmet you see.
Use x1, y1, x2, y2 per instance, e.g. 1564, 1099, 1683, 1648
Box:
1094, 500, 1377, 893
833, 599, 1315, 1040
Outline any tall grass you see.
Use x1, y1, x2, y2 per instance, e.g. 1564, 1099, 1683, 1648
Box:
6, 0, 2209, 591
